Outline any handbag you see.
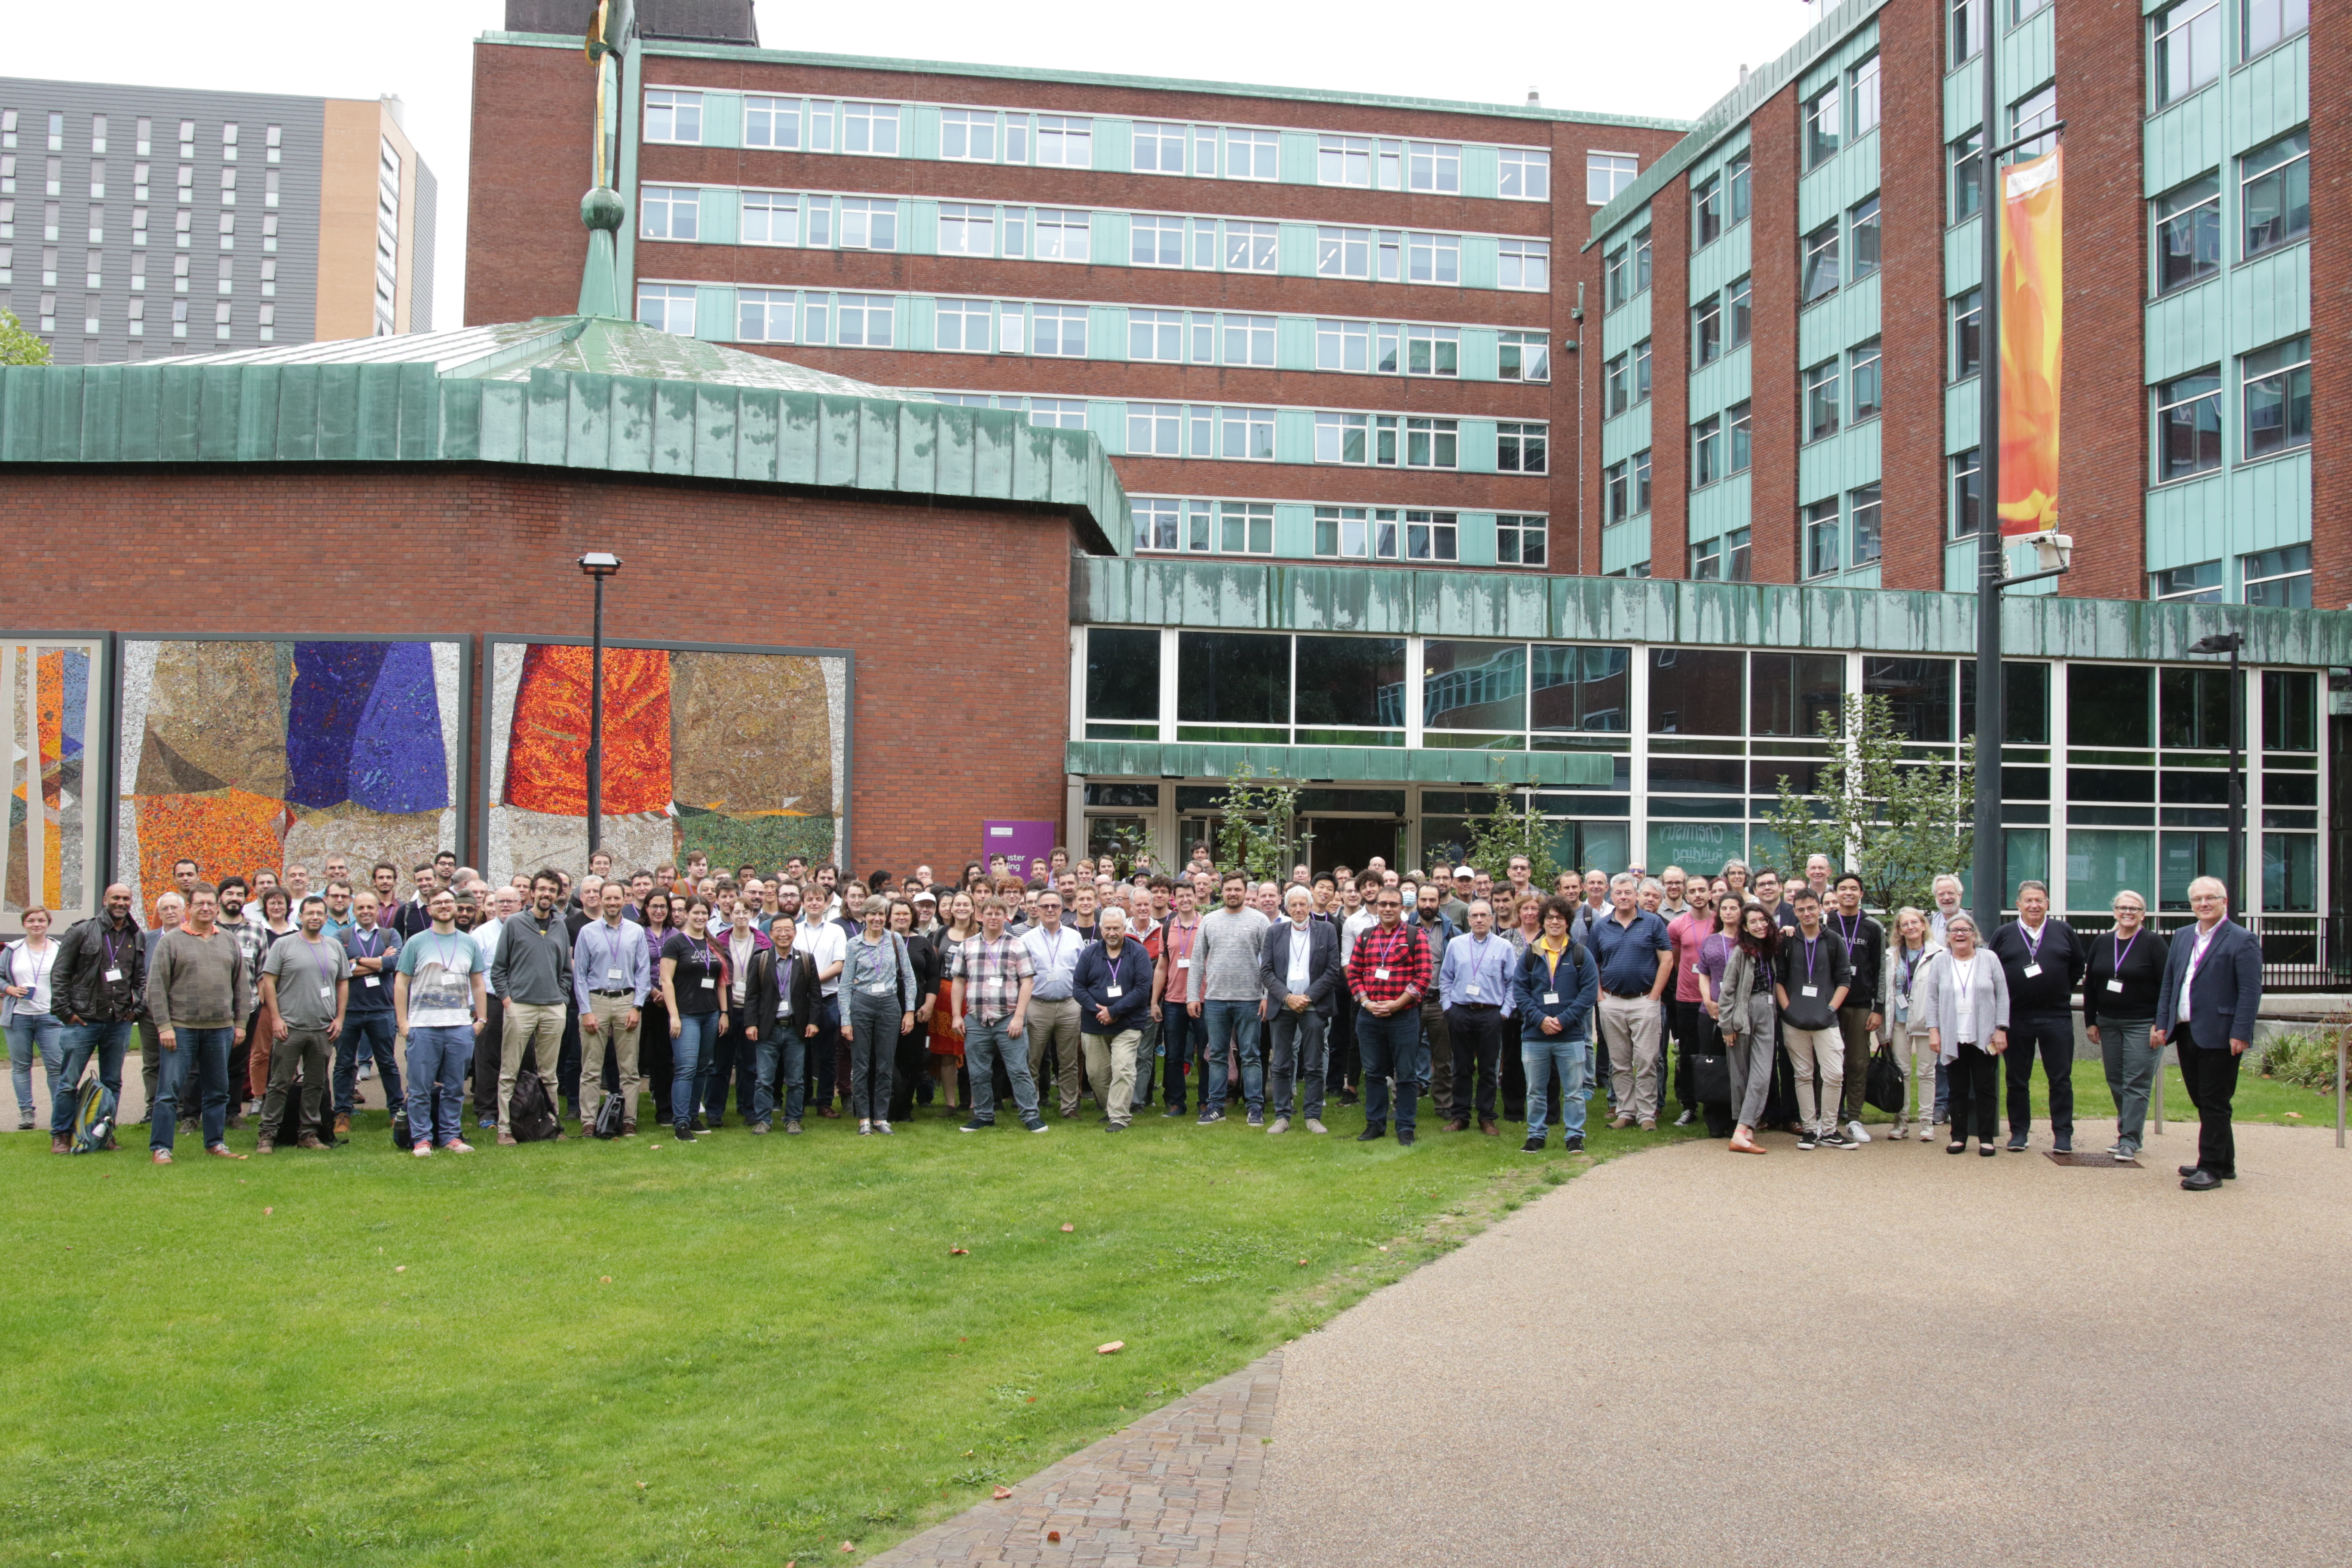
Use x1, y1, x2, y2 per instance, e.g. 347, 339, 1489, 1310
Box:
592, 1090, 626, 1139
1687, 1047, 1731, 1106
1864, 1048, 1908, 1114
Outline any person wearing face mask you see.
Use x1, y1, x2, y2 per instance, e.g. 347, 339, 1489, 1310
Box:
2083, 890, 2168, 1164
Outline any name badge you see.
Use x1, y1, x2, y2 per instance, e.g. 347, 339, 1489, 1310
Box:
1176, 957, 1191, 969
777, 999, 793, 1017
103, 968, 123, 983
1543, 991, 1560, 1005
865, 982, 891, 995
1467, 985, 1482, 999
2024, 963, 2043, 978
608, 967, 623, 981
1801, 985, 1820, 998
318, 985, 334, 1001
984, 976, 1003, 994
1375, 967, 1391, 981
363, 975, 381, 988
701, 976, 717, 989
1106, 984, 1123, 998
2107, 978, 2125, 993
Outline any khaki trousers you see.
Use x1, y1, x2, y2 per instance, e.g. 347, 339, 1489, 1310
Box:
1597, 993, 1663, 1122
585, 992, 642, 1125
1025, 998, 1084, 1115
498, 1000, 566, 1124
1081, 1028, 1142, 1126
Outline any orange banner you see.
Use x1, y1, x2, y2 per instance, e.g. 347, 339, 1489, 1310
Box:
1997, 148, 2062, 536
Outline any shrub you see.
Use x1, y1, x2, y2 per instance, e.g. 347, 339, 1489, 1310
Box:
2257, 1018, 2351, 1094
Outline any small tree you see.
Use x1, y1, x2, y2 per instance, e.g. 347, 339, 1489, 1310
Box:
1212, 765, 1302, 883
1759, 693, 1975, 915
0, 309, 52, 367
1462, 775, 1561, 892
1094, 820, 1153, 879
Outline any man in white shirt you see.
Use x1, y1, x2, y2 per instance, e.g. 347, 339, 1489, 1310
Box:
1019, 892, 1087, 1118
793, 889, 850, 1115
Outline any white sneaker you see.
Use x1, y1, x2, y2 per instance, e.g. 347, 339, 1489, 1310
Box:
1844, 1119, 1871, 1144
1918, 1124, 1936, 1142
1304, 1118, 1328, 1134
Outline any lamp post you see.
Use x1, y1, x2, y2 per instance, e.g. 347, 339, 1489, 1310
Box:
2189, 631, 2247, 919
578, 551, 623, 859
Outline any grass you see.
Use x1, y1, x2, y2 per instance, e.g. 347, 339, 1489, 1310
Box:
0, 1092, 1678, 1568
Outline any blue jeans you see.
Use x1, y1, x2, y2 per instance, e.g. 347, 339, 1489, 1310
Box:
151, 1025, 235, 1152
673, 1010, 720, 1130
1198, 998, 1265, 1115
1158, 1004, 1198, 1112
6, 1012, 65, 1121
51, 1019, 131, 1136
964, 1014, 1040, 1124
404, 1025, 473, 1146
754, 1023, 809, 1125
334, 1012, 403, 1118
805, 995, 841, 1110
1521, 1029, 1590, 1142
1354, 1009, 1424, 1134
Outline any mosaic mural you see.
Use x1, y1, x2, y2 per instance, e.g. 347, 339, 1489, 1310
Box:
4, 638, 103, 932
483, 641, 845, 884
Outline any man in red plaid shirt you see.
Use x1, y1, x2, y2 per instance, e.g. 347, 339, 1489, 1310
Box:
1344, 885, 1432, 1146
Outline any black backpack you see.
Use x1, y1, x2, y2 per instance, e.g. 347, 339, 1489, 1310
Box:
273, 1074, 334, 1146
392, 1105, 415, 1149
507, 1065, 561, 1142
592, 1090, 625, 1140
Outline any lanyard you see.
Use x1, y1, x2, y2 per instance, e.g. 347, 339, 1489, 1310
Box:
1801, 934, 1821, 985
101, 928, 126, 973
1835, 912, 1862, 947
430, 934, 469, 974
2021, 920, 2046, 958
353, 928, 381, 958
2112, 929, 2138, 975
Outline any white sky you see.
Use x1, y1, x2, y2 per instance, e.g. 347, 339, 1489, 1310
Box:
9, 1, 1827, 329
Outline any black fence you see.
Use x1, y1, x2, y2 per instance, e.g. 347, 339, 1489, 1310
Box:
2062, 914, 2351, 995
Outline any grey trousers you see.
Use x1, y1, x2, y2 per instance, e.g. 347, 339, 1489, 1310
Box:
1725, 994, 1776, 1129
2100, 1016, 2159, 1152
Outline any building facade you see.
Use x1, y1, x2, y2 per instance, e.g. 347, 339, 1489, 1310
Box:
0, 78, 435, 362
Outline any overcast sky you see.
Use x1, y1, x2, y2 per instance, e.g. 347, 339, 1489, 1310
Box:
10, 0, 1827, 330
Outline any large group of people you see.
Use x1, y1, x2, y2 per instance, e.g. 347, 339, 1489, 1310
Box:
1, 840, 2262, 1190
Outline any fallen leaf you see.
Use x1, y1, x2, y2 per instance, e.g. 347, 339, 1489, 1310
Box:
1026, 1396, 1037, 1403
950, 1247, 969, 1256
1047, 1530, 1062, 1543
395, 1265, 406, 1273
1097, 1341, 1125, 1355
839, 1542, 855, 1554
1378, 1246, 1389, 1253
992, 1486, 1014, 1500
963, 1450, 975, 1458
1297, 1259, 1308, 1266
263, 1207, 273, 1215
1060, 1223, 1075, 1233
2285, 1111, 2304, 1119
636, 1481, 646, 1489
602, 1276, 612, 1283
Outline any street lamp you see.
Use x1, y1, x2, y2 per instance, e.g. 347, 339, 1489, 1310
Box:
2190, 630, 2247, 919
578, 551, 623, 858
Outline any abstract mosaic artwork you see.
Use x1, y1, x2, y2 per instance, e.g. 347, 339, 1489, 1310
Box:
3, 638, 102, 932
116, 639, 465, 918
484, 640, 845, 884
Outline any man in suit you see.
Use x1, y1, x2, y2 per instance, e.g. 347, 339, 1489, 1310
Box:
1259, 884, 1342, 1136
2152, 876, 2263, 1191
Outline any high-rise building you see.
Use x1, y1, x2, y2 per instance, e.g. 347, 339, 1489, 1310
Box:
0, 78, 435, 363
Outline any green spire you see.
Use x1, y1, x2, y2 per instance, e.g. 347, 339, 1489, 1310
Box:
577, 187, 626, 319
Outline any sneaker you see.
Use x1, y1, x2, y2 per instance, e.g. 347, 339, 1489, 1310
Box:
1919, 1125, 1936, 1142
1304, 1118, 1328, 1135
1638, 1118, 1657, 1132
496, 1131, 518, 1147
1521, 1134, 1545, 1153
16, 1114, 34, 1132
334, 1114, 352, 1137
151, 1149, 172, 1165
478, 1118, 497, 1131
1796, 1129, 1820, 1150
875, 1121, 894, 1136
1104, 1121, 1127, 1133
1355, 1124, 1386, 1142
207, 1144, 247, 1160
857, 1121, 873, 1136
1267, 1116, 1289, 1135
412, 1142, 432, 1158
1023, 1117, 1050, 1134
1161, 1104, 1188, 1118
1844, 1120, 1871, 1144
1674, 1109, 1695, 1127
959, 1118, 995, 1133
441, 1139, 475, 1154
2113, 1145, 2135, 1163
1564, 1134, 1586, 1153
1246, 1109, 1265, 1127
673, 1125, 696, 1142
1820, 1129, 1855, 1148
2053, 1133, 2073, 1155
750, 1121, 771, 1135
1196, 1109, 1222, 1125
784, 1120, 803, 1135
690, 1116, 710, 1133
2006, 1136, 2029, 1153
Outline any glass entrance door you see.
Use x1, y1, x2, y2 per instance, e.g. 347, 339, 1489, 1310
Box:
1302, 817, 1400, 878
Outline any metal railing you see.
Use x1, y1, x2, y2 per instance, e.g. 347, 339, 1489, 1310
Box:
2064, 914, 2351, 994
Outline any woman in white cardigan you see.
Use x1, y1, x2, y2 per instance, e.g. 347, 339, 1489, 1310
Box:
1879, 907, 1942, 1142
1917, 913, 2009, 1158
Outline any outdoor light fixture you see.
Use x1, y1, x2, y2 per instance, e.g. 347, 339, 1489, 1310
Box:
578, 551, 622, 854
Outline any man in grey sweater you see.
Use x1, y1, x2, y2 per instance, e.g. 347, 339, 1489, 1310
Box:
490, 869, 573, 1145
1186, 872, 1271, 1125
145, 885, 254, 1163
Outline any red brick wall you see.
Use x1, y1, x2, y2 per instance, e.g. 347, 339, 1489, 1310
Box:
2311, 10, 2350, 611
0, 465, 1077, 873
1646, 172, 1691, 579
1746, 84, 1801, 585
2049, 0, 2147, 601
466, 40, 599, 328
1876, 0, 1949, 591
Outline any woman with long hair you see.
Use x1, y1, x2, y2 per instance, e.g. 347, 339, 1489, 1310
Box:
637, 890, 678, 1129
1882, 906, 1942, 1141
1713, 900, 1779, 1154
659, 895, 724, 1142
929, 890, 977, 1111
886, 897, 940, 1123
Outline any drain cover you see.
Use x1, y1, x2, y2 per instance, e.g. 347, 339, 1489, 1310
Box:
2045, 1151, 2141, 1167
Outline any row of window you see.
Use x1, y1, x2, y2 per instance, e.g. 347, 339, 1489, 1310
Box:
2151, 544, 2313, 609
1689, 153, 1752, 251
2149, 129, 2309, 298
1803, 339, 1882, 444
2149, 0, 2308, 110
0, 159, 285, 208
1945, 85, 2058, 225
1124, 498, 1545, 567
0, 247, 277, 297
641, 87, 1596, 200
0, 110, 283, 162
1801, 53, 1881, 171
1802, 194, 1878, 305
0, 199, 279, 252
14, 292, 276, 341
638, 183, 1550, 288
2152, 334, 2312, 481
1801, 484, 1883, 579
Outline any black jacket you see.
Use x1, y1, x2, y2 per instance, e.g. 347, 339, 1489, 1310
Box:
1826, 911, 1885, 1011
1258, 917, 1344, 1016
1987, 918, 2083, 1014
55, 912, 146, 1023
744, 946, 821, 1038
1772, 927, 1852, 1032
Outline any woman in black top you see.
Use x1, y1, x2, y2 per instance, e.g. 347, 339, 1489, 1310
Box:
2082, 889, 2168, 1163
885, 898, 942, 1123
659, 896, 726, 1142
637, 891, 677, 1127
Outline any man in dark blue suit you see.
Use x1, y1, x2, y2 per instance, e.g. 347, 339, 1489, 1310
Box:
2150, 876, 2263, 1192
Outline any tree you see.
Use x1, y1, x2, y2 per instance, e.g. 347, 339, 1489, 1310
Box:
1461, 775, 1561, 892
0, 309, 52, 367
1758, 693, 1975, 916
1212, 765, 1303, 883
1093, 820, 1153, 879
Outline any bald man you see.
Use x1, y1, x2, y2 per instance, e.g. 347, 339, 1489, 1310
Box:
50, 882, 146, 1150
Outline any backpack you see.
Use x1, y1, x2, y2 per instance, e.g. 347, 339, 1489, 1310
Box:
506, 1065, 561, 1142
592, 1090, 626, 1140
392, 1105, 415, 1149
68, 1074, 117, 1155
272, 1074, 328, 1147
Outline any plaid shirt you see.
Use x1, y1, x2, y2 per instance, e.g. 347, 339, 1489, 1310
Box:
1345, 920, 1431, 1009
949, 933, 1035, 1023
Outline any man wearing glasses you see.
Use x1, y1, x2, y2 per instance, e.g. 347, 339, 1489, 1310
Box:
1344, 888, 1433, 1146
2152, 877, 2262, 1191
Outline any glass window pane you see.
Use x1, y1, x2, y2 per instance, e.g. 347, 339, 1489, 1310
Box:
2261, 670, 2315, 751
1751, 652, 1845, 737
1424, 640, 1528, 732
1863, 658, 1954, 743
1176, 631, 1288, 726
1647, 648, 1743, 735
2068, 664, 2153, 748
1294, 636, 1405, 728
1958, 660, 2050, 743
2263, 833, 2317, 912
1085, 628, 1159, 721
1530, 645, 1632, 733
2065, 829, 2155, 916
2159, 665, 2236, 749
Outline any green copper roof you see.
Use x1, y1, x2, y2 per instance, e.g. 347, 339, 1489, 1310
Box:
0, 316, 1131, 554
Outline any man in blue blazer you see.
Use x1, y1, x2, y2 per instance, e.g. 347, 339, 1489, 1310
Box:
1260, 885, 1344, 1136
2150, 876, 2263, 1191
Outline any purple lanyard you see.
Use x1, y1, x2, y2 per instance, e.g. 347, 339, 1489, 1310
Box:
2111, 930, 2137, 975
2021, 921, 2046, 959
1802, 935, 1821, 985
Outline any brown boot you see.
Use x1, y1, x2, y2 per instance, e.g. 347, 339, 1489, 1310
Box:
297, 1133, 330, 1151
1479, 1118, 1501, 1136
1443, 1118, 1470, 1133
49, 1134, 70, 1155
254, 1135, 276, 1155
496, 1130, 519, 1146
334, 1113, 352, 1136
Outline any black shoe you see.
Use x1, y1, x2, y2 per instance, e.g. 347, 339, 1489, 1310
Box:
1563, 1135, 1585, 1153
1245, 1109, 1265, 1127
1355, 1124, 1386, 1142
1948, 1141, 1967, 1155
691, 1115, 710, 1132
2177, 1164, 2235, 1181
1397, 1130, 1416, 1147
2181, 1169, 2224, 1191
1520, 1135, 1544, 1153
1162, 1103, 1188, 1118
2005, 1135, 2028, 1152
2053, 1133, 2073, 1154
1023, 1117, 1050, 1134
959, 1118, 996, 1132
1979, 1142, 1997, 1158
1105, 1121, 1127, 1133
672, 1124, 696, 1142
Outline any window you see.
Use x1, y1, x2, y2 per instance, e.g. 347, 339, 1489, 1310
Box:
1225, 220, 1277, 272
737, 288, 796, 343
88, 160, 104, 199
1498, 149, 1550, 200
637, 283, 695, 335
1952, 0, 1986, 64
1033, 208, 1088, 261
1950, 129, 1984, 221
1850, 483, 1883, 565
2010, 86, 2058, 162
1690, 535, 1723, 581
1605, 459, 1629, 522
1804, 84, 1841, 168
2241, 543, 2311, 607
1313, 506, 1368, 558
1632, 450, 1653, 515
1318, 134, 1371, 187
2149, 560, 2224, 602
1802, 220, 1840, 302
1724, 527, 1752, 582
1950, 287, 1982, 378
2154, 369, 2222, 480
1605, 243, 1632, 309
1632, 230, 1652, 294
746, 95, 802, 150
1219, 502, 1276, 555
1497, 514, 1547, 566
1404, 511, 1458, 561
1225, 128, 1278, 180
1498, 330, 1549, 382
1693, 174, 1723, 249
937, 107, 1005, 162
1850, 55, 1882, 137
1692, 296, 1723, 368
639, 186, 698, 240
643, 90, 703, 144
1849, 338, 1882, 421
933, 297, 993, 352
937, 202, 994, 256
2151, 1, 2223, 108
1805, 359, 1841, 441
1028, 398, 1087, 429
2241, 335, 2311, 459
1123, 121, 1182, 173
840, 102, 902, 156
1408, 141, 1460, 193
1950, 448, 1983, 537
1404, 324, 1458, 377
1727, 152, 1752, 223
1850, 194, 1880, 278
1216, 406, 1276, 460
2241, 131, 2309, 257
1727, 401, 1752, 473
1031, 303, 1088, 356
2245, 0, 2310, 58
1315, 317, 1369, 372
2152, 175, 2220, 294
1404, 417, 1459, 469
1498, 239, 1549, 290
1804, 498, 1844, 578
1129, 212, 1185, 267
1315, 411, 1380, 464
1497, 423, 1547, 474
1587, 152, 1637, 204
1692, 416, 1722, 488
835, 293, 894, 346
1727, 275, 1751, 346
1129, 402, 1181, 457
839, 197, 898, 251
1405, 230, 1458, 284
